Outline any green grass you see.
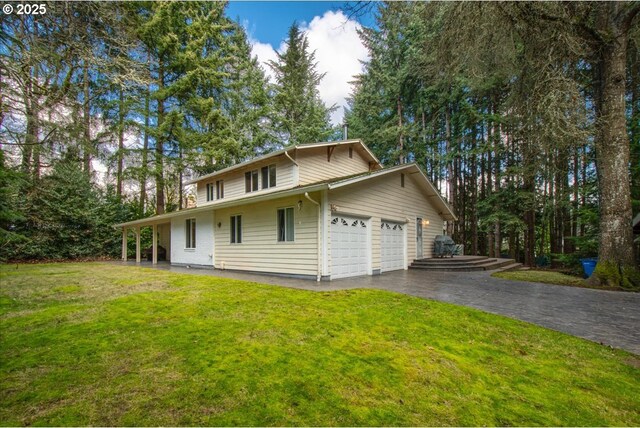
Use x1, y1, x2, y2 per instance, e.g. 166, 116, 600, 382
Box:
492, 270, 592, 288
1, 263, 639, 426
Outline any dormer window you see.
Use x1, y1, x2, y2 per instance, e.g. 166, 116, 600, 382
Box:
261, 164, 276, 189
245, 170, 259, 193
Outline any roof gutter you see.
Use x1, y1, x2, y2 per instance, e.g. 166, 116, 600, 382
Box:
115, 183, 328, 228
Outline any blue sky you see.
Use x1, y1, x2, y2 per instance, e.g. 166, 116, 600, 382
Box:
225, 2, 376, 125
226, 1, 375, 47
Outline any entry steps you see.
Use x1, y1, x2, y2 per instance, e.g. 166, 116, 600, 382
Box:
409, 255, 522, 272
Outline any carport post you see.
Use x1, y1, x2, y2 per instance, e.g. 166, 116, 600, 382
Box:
135, 226, 141, 263
121, 228, 127, 262
152, 224, 158, 265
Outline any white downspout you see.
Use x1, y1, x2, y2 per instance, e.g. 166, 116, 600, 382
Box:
305, 192, 321, 282
286, 150, 300, 186
284, 150, 299, 166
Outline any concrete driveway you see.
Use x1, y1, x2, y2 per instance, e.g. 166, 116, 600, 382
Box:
136, 263, 640, 354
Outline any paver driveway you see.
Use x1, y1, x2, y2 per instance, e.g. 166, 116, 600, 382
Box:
136, 262, 640, 354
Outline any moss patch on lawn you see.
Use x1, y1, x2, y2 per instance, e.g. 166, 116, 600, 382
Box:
1, 263, 639, 426
492, 269, 594, 287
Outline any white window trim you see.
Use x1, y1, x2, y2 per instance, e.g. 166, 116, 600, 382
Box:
245, 170, 259, 193
277, 206, 295, 242
206, 183, 215, 202
262, 164, 277, 189
230, 214, 243, 244
216, 179, 224, 199
185, 218, 196, 249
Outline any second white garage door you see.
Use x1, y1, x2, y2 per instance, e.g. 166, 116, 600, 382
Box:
381, 221, 405, 272
330, 216, 369, 279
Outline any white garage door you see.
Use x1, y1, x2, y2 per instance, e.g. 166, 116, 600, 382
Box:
331, 216, 369, 279
381, 221, 405, 272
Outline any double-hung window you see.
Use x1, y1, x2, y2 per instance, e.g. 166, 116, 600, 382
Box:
230, 215, 242, 243
186, 218, 196, 248
206, 183, 215, 201
245, 170, 259, 193
261, 164, 276, 189
277, 207, 294, 242
216, 180, 224, 199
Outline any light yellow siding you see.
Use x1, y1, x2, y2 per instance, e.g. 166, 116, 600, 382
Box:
328, 171, 445, 272
297, 145, 371, 185
213, 192, 320, 276
196, 155, 295, 206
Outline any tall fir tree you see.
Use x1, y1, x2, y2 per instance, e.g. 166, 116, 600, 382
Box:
269, 24, 333, 146
224, 22, 274, 159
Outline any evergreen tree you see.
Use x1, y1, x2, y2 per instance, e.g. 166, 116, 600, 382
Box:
348, 2, 417, 164
269, 24, 333, 146
347, 1, 639, 287
0, 151, 27, 261
9, 156, 102, 259
224, 22, 274, 159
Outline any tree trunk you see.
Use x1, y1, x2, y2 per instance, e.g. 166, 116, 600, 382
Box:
83, 61, 91, 175
571, 146, 579, 252
116, 86, 125, 198
479, 120, 486, 256
493, 110, 501, 258
22, 66, 36, 176
179, 147, 184, 210
589, 4, 638, 287
140, 83, 150, 214
523, 135, 536, 268
471, 127, 478, 255
580, 143, 587, 237
539, 162, 547, 257
397, 97, 404, 164
156, 60, 166, 215
446, 104, 457, 238
486, 105, 494, 257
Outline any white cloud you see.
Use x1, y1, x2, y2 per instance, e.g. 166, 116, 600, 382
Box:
250, 40, 280, 83
302, 11, 369, 125
250, 10, 369, 126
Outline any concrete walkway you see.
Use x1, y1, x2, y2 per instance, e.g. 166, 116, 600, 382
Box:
123, 262, 640, 354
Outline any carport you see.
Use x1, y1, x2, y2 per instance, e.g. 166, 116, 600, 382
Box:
116, 219, 171, 264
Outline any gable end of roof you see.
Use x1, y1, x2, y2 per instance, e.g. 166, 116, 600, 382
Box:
185, 139, 382, 185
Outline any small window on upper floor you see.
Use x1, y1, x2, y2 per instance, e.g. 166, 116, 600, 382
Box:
261, 164, 276, 189
216, 180, 224, 199
401, 173, 405, 188
349, 147, 353, 158
206, 183, 215, 202
245, 170, 259, 193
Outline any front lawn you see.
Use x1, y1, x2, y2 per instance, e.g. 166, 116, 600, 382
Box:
1, 263, 639, 426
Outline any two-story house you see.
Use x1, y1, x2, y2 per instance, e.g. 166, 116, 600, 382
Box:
116, 139, 456, 280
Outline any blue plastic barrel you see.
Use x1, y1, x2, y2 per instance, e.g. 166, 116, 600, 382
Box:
580, 258, 598, 278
